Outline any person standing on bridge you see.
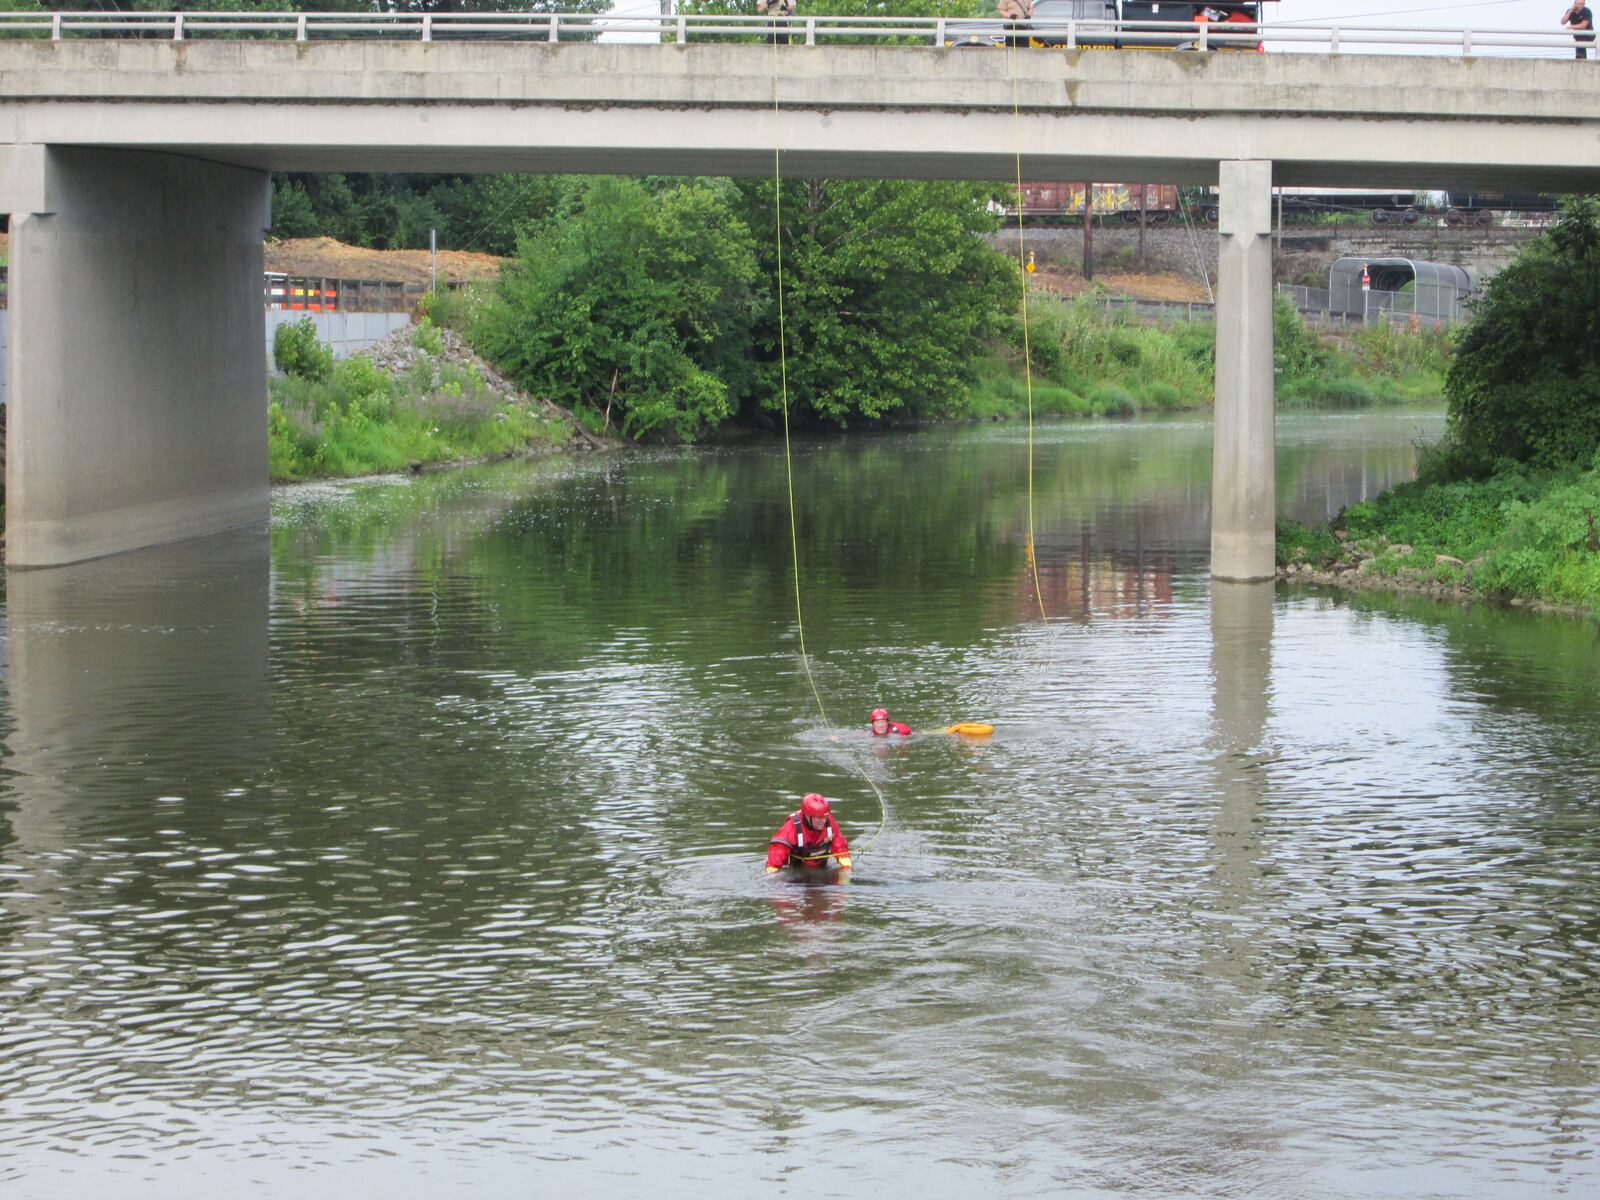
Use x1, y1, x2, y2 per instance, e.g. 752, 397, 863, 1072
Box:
1563, 1, 1595, 59
998, 0, 1032, 47
755, 0, 797, 47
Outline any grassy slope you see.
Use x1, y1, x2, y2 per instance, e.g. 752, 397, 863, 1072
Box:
268, 334, 569, 483
1278, 459, 1600, 615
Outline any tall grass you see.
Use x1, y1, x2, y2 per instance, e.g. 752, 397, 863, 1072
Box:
969, 294, 1449, 420
269, 354, 566, 482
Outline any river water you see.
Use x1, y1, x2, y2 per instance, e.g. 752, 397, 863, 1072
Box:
1, 411, 1597, 1198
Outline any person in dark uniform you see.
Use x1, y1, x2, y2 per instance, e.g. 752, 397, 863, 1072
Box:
755, 0, 797, 46
1563, 1, 1595, 59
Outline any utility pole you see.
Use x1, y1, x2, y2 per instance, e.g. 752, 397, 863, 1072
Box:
1083, 182, 1095, 281
1274, 187, 1283, 263
1138, 184, 1147, 270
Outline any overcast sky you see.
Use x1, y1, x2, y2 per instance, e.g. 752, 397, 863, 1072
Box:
1275, 1, 1565, 28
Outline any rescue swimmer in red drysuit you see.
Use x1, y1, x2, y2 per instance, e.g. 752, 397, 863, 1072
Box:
766, 793, 852, 873
870, 707, 911, 737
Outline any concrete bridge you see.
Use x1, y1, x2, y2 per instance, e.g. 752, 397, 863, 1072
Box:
3, 21, 1600, 573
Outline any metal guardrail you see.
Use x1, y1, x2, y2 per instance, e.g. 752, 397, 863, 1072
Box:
1277, 281, 1459, 328
0, 11, 1590, 59
264, 272, 431, 314
1099, 296, 1214, 323
0, 269, 431, 314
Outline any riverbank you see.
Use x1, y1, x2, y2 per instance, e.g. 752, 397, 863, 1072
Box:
1277, 461, 1600, 619
268, 319, 614, 483
961, 293, 1450, 422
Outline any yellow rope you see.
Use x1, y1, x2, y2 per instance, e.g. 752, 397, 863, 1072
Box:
1008, 34, 1050, 626
769, 30, 887, 860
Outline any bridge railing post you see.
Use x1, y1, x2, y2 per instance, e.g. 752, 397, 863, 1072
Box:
548, 13, 560, 43
677, 14, 686, 44
50, 11, 60, 40
295, 12, 307, 43
1329, 26, 1339, 53
422, 14, 432, 43
173, 13, 184, 42
935, 19, 945, 46
1462, 30, 1472, 54
1067, 19, 1077, 49
805, 17, 816, 46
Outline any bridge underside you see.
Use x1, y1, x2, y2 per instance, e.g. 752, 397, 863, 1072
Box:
4, 42, 1598, 569
42, 107, 1600, 195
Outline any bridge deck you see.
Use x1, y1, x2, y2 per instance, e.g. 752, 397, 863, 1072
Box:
3, 42, 1599, 189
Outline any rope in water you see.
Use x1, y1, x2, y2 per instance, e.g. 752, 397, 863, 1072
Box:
769, 30, 887, 860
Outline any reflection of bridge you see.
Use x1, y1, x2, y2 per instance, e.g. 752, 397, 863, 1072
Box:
5, 22, 1600, 570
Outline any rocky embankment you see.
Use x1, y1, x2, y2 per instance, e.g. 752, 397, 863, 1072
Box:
1280, 530, 1475, 598
1278, 530, 1586, 618
363, 323, 614, 456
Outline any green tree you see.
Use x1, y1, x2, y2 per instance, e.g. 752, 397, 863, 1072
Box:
736, 177, 1014, 426
475, 177, 761, 442
1444, 195, 1600, 473
430, 174, 576, 256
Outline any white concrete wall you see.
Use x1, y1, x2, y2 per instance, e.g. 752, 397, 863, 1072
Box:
0, 310, 409, 411
266, 309, 411, 364
4, 146, 270, 568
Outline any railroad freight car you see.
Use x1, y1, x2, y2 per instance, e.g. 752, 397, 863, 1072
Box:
1006, 182, 1182, 224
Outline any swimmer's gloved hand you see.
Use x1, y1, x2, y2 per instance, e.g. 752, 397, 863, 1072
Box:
836, 856, 852, 870
766, 866, 780, 874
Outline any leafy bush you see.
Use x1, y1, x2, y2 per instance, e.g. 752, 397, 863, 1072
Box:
1139, 381, 1183, 411
1348, 318, 1453, 378
1087, 382, 1137, 416
475, 177, 760, 441
411, 316, 445, 356
1315, 377, 1378, 408
273, 317, 333, 382
1444, 195, 1600, 472
1273, 294, 1331, 378
417, 284, 491, 337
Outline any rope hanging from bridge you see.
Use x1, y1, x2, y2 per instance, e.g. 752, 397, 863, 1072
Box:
767, 29, 888, 862
1007, 32, 1051, 628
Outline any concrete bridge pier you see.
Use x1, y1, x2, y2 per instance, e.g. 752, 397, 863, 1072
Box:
1, 146, 270, 569
1210, 159, 1277, 583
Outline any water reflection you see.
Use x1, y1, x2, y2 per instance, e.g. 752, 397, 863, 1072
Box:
1206, 580, 1273, 982
3, 527, 270, 839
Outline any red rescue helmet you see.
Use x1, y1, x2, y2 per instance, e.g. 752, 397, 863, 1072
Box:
870, 708, 889, 722
801, 793, 831, 820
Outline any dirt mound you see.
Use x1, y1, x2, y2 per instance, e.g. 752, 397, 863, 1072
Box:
263, 237, 505, 286
1029, 266, 1210, 303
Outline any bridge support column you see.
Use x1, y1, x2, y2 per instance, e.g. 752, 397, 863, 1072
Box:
1, 146, 270, 568
1210, 159, 1276, 583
